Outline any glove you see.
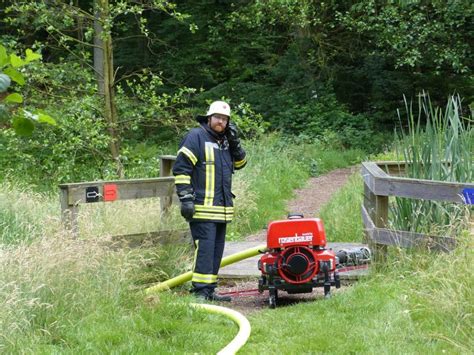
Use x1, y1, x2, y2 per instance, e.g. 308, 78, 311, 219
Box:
180, 199, 195, 221
226, 122, 241, 150
226, 122, 246, 161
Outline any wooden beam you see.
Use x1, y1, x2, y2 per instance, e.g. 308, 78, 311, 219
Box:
159, 155, 176, 178
361, 204, 456, 252
61, 177, 175, 205
109, 229, 191, 248
362, 162, 473, 203
372, 228, 456, 252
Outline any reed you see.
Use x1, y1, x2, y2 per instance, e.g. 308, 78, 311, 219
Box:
392, 93, 473, 235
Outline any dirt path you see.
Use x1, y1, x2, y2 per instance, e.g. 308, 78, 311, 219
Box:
219, 166, 360, 311
245, 166, 358, 242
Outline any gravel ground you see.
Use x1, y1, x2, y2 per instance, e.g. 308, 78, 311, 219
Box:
245, 167, 357, 242
217, 167, 358, 311
216, 280, 350, 314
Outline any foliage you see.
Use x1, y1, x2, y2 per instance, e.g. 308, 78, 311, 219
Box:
0, 44, 56, 135
340, 1, 473, 73
391, 93, 473, 234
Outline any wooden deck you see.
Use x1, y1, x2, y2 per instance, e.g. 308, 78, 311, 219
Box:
219, 241, 369, 280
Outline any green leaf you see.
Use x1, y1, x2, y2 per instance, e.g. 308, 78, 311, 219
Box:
0, 45, 8, 67
10, 54, 27, 68
3, 67, 25, 85
4, 93, 23, 104
36, 110, 57, 126
25, 49, 42, 63
12, 116, 34, 136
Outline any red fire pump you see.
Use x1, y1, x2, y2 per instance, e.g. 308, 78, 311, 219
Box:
258, 214, 340, 308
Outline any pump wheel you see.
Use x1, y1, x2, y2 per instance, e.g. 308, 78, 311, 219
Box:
269, 288, 278, 309
269, 295, 276, 309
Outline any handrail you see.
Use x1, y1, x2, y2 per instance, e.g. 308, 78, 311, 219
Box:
361, 161, 473, 254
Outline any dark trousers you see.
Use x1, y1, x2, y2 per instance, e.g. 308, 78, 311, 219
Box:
189, 222, 227, 295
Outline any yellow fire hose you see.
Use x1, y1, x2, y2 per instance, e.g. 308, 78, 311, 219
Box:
190, 303, 251, 355
145, 244, 267, 354
145, 244, 267, 294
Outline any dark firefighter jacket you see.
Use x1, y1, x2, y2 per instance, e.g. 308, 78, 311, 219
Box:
172, 122, 247, 223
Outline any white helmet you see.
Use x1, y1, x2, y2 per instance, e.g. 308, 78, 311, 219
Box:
206, 101, 231, 117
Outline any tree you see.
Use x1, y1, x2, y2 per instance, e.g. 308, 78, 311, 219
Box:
5, 0, 192, 178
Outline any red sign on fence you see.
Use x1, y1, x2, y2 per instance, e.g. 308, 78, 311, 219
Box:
104, 184, 117, 202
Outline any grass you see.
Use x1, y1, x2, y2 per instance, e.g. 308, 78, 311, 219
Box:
2, 130, 472, 353
246, 231, 473, 353
2, 230, 470, 353
228, 134, 365, 239
0, 135, 364, 352
0, 235, 236, 352
319, 173, 364, 243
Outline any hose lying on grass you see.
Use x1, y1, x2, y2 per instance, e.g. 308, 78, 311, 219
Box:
190, 303, 251, 355
145, 244, 266, 354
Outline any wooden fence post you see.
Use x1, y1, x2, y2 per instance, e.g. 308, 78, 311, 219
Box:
60, 186, 79, 238
363, 183, 388, 262
159, 155, 176, 213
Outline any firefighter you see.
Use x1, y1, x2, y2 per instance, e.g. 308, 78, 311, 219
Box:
172, 101, 247, 301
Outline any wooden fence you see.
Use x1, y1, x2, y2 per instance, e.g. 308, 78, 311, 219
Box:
59, 155, 178, 243
361, 161, 473, 253
60, 158, 472, 250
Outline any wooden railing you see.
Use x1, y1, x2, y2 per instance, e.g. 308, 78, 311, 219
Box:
361, 161, 473, 253
60, 155, 178, 243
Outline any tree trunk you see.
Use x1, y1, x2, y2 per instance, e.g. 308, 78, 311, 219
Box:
94, 0, 124, 178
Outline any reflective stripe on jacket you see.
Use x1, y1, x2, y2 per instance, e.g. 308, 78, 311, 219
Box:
172, 123, 246, 223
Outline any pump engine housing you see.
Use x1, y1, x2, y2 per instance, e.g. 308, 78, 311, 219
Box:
258, 215, 340, 308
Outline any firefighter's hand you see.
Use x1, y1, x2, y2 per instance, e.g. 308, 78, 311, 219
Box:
180, 199, 195, 221
226, 122, 241, 149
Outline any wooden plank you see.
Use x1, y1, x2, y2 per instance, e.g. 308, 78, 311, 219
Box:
361, 203, 375, 229
372, 228, 456, 252
374, 176, 472, 203
361, 204, 456, 252
375, 161, 454, 177
109, 229, 191, 248
159, 155, 176, 178
361, 162, 389, 195
361, 162, 474, 203
59, 176, 175, 189
65, 177, 175, 205
375, 161, 406, 176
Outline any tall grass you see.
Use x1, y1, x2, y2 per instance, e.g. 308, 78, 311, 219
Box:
392, 94, 473, 234
0, 182, 61, 244
319, 173, 364, 243
229, 134, 364, 238
0, 133, 365, 351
